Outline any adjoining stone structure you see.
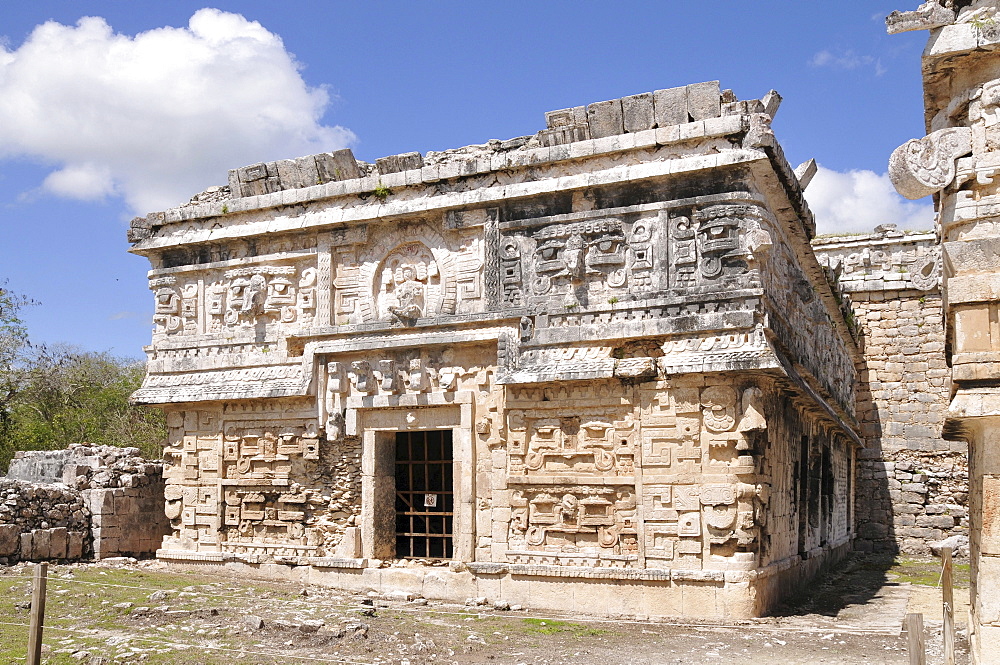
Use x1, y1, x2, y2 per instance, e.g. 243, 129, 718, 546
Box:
814, 227, 968, 555
888, 2, 1000, 660
2, 445, 170, 560
128, 82, 863, 618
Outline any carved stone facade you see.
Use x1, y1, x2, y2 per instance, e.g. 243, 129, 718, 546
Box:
130, 82, 862, 619
888, 2, 1000, 661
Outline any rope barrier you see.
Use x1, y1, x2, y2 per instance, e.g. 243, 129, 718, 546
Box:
0, 620, 375, 665
1, 567, 902, 636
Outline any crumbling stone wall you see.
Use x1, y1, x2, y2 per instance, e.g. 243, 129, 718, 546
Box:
0, 480, 89, 563
814, 227, 967, 555
2, 444, 170, 560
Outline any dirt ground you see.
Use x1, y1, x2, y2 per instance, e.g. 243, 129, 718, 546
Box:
0, 553, 970, 665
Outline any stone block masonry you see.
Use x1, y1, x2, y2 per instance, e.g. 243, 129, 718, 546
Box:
1, 444, 171, 561
886, 4, 1000, 659
814, 227, 965, 555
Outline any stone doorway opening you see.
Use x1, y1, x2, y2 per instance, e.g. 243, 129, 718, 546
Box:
394, 430, 454, 559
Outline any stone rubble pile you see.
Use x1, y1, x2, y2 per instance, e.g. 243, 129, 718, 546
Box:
181, 185, 231, 208
64, 444, 163, 490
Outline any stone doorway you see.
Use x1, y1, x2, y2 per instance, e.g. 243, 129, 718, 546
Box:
394, 430, 454, 559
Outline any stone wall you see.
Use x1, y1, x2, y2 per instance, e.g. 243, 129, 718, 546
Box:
886, 4, 1000, 659
814, 227, 967, 555
0, 480, 89, 563
1, 444, 171, 560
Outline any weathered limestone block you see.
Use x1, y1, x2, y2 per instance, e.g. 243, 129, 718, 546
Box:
622, 93, 655, 133
0, 524, 19, 556
84, 488, 116, 515
586, 99, 624, 138
31, 529, 51, 560
315, 149, 362, 182
685, 80, 722, 120
49, 527, 68, 560
19, 533, 32, 560
274, 156, 320, 191
67, 531, 85, 559
653, 86, 688, 126
376, 152, 424, 175
984, 475, 1000, 555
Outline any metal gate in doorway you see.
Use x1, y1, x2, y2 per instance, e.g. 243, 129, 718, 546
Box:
394, 430, 453, 559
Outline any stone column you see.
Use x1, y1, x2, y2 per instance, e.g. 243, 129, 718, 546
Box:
888, 4, 1000, 660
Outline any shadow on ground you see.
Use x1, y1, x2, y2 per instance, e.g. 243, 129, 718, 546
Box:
770, 552, 898, 618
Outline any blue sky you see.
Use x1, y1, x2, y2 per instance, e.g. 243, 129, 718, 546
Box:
0, 1, 933, 358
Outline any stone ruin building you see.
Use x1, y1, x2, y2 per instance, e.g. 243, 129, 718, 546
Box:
121, 10, 1000, 649
127, 81, 866, 619
887, 1, 1000, 660
813, 229, 968, 556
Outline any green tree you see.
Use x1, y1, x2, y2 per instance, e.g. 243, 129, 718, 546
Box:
0, 282, 34, 455
0, 283, 165, 471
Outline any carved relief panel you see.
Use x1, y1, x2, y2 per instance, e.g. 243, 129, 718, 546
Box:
160, 400, 344, 559
760, 236, 856, 412
149, 260, 318, 338
505, 384, 637, 479
635, 380, 768, 569
162, 409, 222, 546
815, 238, 941, 292
502, 216, 639, 307
642, 481, 764, 566
498, 200, 771, 310
507, 486, 638, 558
332, 222, 484, 325
503, 383, 639, 566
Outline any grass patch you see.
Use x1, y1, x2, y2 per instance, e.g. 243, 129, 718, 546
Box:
519, 617, 607, 637
888, 557, 971, 588
0, 566, 321, 664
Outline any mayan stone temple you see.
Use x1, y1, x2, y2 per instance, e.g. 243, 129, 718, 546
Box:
126, 81, 865, 619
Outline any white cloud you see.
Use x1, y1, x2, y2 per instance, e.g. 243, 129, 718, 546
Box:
0, 9, 355, 214
809, 49, 884, 76
804, 165, 935, 235
42, 163, 115, 200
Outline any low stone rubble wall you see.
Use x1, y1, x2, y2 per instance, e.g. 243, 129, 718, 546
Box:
1, 444, 170, 562
0, 480, 90, 563
881, 452, 969, 553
